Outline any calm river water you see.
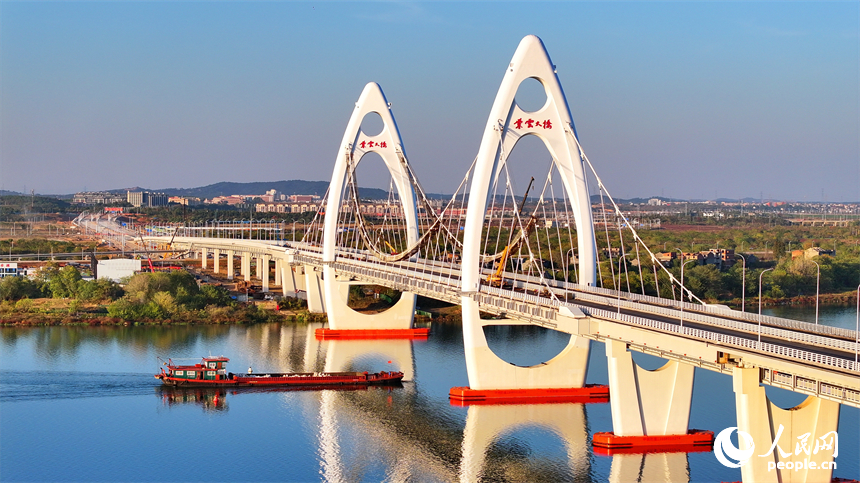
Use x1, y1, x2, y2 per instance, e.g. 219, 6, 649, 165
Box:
1, 307, 857, 482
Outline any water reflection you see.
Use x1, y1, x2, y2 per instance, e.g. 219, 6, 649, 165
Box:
158, 387, 229, 413
460, 403, 592, 482
9, 321, 853, 482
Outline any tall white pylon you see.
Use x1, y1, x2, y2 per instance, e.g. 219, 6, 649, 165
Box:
458, 35, 597, 391
321, 82, 418, 331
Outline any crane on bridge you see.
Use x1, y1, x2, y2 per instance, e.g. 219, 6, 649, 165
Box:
487, 177, 536, 288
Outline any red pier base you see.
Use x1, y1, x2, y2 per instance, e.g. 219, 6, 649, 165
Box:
449, 384, 610, 406
592, 429, 714, 453
315, 328, 430, 340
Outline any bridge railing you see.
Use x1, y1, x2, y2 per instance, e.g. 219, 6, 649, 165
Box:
578, 282, 856, 340
580, 305, 859, 382
571, 291, 858, 353
472, 266, 856, 340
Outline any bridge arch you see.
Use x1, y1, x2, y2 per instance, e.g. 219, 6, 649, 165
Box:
459, 35, 597, 391
321, 82, 418, 330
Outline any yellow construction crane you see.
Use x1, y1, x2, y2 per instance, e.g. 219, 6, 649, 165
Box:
487, 177, 537, 288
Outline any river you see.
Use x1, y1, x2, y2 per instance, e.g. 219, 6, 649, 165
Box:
1, 307, 857, 482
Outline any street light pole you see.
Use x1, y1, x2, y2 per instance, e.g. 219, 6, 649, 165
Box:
617, 254, 627, 314
758, 268, 774, 344
679, 258, 696, 327
855, 284, 859, 365
854, 285, 860, 364
811, 260, 820, 325
736, 254, 746, 312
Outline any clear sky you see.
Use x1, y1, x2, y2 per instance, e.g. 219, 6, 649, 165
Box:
2, 1, 858, 202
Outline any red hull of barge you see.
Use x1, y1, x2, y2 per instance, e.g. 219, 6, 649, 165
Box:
156, 371, 404, 387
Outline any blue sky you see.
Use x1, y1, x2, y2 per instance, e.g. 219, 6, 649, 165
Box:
2, 1, 858, 201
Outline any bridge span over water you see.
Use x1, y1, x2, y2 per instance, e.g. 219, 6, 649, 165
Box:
110, 35, 857, 482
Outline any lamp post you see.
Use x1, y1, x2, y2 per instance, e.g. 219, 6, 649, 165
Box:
758, 268, 774, 343
565, 248, 577, 284
810, 260, 820, 325
617, 254, 627, 314
764, 241, 770, 258
292, 221, 297, 243
855, 284, 859, 365
679, 258, 696, 327
736, 254, 746, 312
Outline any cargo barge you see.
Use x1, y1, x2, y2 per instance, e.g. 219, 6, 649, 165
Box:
155, 356, 404, 387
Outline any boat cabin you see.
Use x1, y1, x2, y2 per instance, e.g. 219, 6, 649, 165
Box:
167, 356, 231, 381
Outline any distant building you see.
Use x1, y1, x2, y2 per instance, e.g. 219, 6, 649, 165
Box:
647, 198, 663, 206
802, 247, 835, 259
168, 196, 202, 206
97, 259, 142, 282
72, 191, 125, 205
127, 191, 169, 207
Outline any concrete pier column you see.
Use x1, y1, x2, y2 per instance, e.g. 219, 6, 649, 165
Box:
226, 250, 234, 280
605, 339, 694, 437
459, 298, 590, 391
201, 247, 207, 269
322, 267, 415, 331
255, 256, 262, 280
732, 367, 840, 483
212, 249, 220, 273
261, 255, 270, 293
304, 266, 326, 313
274, 259, 282, 286
242, 253, 251, 282
281, 264, 297, 296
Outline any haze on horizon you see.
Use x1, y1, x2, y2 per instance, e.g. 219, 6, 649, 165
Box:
2, 2, 858, 202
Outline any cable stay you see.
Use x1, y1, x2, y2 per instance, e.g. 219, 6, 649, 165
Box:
565, 127, 705, 306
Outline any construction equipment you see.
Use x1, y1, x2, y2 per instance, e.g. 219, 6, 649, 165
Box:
487, 177, 537, 288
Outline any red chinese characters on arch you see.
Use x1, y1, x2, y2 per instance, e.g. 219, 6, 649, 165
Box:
513, 118, 552, 130
359, 140, 388, 149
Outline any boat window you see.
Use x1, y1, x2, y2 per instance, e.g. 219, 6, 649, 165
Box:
174, 370, 184, 376
208, 363, 216, 369
207, 371, 215, 376
187, 371, 196, 378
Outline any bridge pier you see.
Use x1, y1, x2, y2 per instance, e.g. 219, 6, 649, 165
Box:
458, 403, 589, 482
261, 255, 270, 293
317, 268, 421, 337
305, 265, 326, 313
200, 247, 207, 270
226, 250, 234, 280
595, 339, 711, 450
451, 300, 605, 403
281, 263, 297, 296
255, 256, 262, 280
241, 253, 251, 282
274, 259, 281, 286
212, 249, 220, 274
732, 367, 839, 483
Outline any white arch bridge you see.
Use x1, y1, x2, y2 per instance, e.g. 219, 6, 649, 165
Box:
130, 36, 855, 482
